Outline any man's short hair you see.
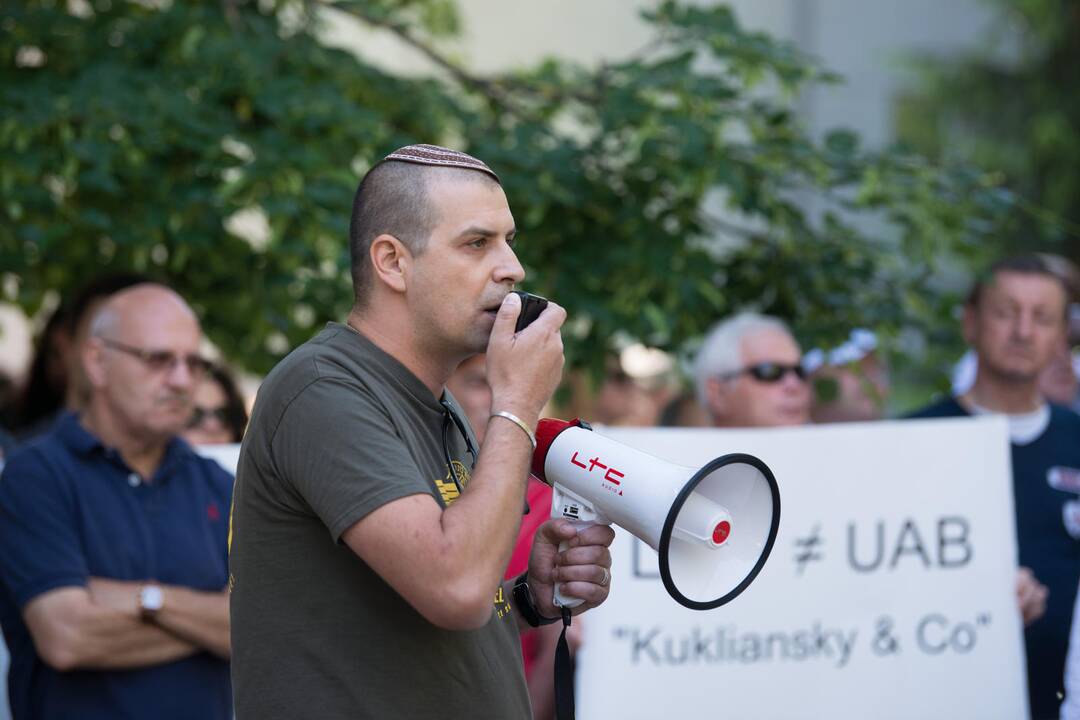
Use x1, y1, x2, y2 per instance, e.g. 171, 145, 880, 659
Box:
967, 254, 1070, 314
1037, 253, 1080, 305
693, 312, 793, 407
348, 146, 501, 306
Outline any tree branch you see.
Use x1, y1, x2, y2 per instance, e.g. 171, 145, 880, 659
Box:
322, 1, 521, 115
319, 1, 659, 114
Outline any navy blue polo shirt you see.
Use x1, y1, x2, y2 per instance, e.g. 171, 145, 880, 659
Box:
0, 413, 233, 720
910, 398, 1080, 720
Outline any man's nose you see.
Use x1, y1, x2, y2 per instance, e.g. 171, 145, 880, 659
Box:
1014, 312, 1036, 340
495, 242, 526, 285
165, 357, 197, 389
781, 369, 807, 393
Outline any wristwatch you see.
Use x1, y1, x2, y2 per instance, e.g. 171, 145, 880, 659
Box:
511, 573, 559, 627
138, 584, 164, 620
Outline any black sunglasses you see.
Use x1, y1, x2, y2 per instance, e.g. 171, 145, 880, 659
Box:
720, 362, 807, 383
188, 405, 228, 429
439, 399, 529, 514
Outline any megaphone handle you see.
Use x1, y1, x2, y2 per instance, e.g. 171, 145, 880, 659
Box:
553, 518, 597, 609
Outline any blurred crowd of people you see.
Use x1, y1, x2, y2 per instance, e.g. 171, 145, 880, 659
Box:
0, 274, 248, 462
0, 250, 1077, 718
452, 252, 1080, 719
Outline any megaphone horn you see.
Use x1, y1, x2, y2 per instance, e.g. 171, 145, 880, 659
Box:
532, 418, 781, 611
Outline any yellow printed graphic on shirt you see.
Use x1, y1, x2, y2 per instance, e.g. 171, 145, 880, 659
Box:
227, 496, 237, 591
493, 584, 513, 620
434, 460, 471, 506
228, 496, 234, 554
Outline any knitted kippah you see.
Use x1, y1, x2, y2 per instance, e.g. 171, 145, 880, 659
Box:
381, 143, 499, 182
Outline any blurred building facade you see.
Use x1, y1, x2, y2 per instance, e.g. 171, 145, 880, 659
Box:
324, 0, 993, 149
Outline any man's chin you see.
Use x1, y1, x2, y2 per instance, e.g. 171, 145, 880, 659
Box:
987, 361, 1041, 384
146, 410, 192, 438
474, 327, 497, 354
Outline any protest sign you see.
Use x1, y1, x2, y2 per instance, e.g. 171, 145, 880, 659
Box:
575, 417, 1027, 719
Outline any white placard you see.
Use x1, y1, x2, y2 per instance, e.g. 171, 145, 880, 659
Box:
194, 443, 241, 476
575, 417, 1027, 720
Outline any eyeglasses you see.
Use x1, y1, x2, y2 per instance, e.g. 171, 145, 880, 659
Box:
101, 338, 210, 378
440, 399, 478, 495
719, 362, 807, 383
188, 405, 228, 429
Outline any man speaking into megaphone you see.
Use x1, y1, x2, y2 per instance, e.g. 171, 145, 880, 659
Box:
228, 145, 616, 720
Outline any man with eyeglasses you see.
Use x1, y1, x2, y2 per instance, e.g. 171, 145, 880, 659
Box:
909, 255, 1080, 719
0, 284, 234, 720
229, 145, 615, 719
693, 312, 811, 428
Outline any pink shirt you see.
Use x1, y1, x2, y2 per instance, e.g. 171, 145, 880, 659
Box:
504, 478, 554, 679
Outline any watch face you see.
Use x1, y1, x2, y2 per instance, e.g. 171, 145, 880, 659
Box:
140, 585, 164, 612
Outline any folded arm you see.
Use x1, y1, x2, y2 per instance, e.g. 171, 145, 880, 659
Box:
87, 577, 231, 659
23, 586, 197, 671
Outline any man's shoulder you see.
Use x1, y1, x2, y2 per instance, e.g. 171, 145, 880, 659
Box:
1040, 404, 1080, 453
260, 324, 377, 400
1048, 403, 1080, 428
905, 396, 967, 420
243, 331, 401, 477
0, 423, 79, 486
0, 427, 85, 544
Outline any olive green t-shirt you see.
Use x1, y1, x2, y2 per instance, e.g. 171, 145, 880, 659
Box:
229, 323, 529, 719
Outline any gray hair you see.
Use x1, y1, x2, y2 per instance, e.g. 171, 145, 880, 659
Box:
87, 305, 118, 339
693, 312, 793, 407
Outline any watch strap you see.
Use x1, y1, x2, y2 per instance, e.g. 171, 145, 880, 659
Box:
512, 572, 559, 627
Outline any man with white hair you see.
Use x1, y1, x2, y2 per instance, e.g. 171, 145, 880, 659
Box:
0, 284, 233, 720
693, 312, 810, 428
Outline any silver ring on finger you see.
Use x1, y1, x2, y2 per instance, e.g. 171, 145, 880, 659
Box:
599, 567, 610, 587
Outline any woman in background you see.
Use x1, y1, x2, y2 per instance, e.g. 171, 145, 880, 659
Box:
183, 364, 248, 445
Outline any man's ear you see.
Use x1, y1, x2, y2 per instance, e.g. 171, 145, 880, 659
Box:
704, 377, 729, 421
369, 234, 412, 294
83, 338, 108, 389
961, 303, 978, 347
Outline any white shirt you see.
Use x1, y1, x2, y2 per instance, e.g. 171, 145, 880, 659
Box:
968, 400, 1051, 446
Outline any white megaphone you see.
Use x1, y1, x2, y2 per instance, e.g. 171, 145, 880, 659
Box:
531, 418, 780, 611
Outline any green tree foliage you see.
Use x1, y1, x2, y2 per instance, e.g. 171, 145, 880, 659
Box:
899, 0, 1080, 257
0, 0, 1030, 394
